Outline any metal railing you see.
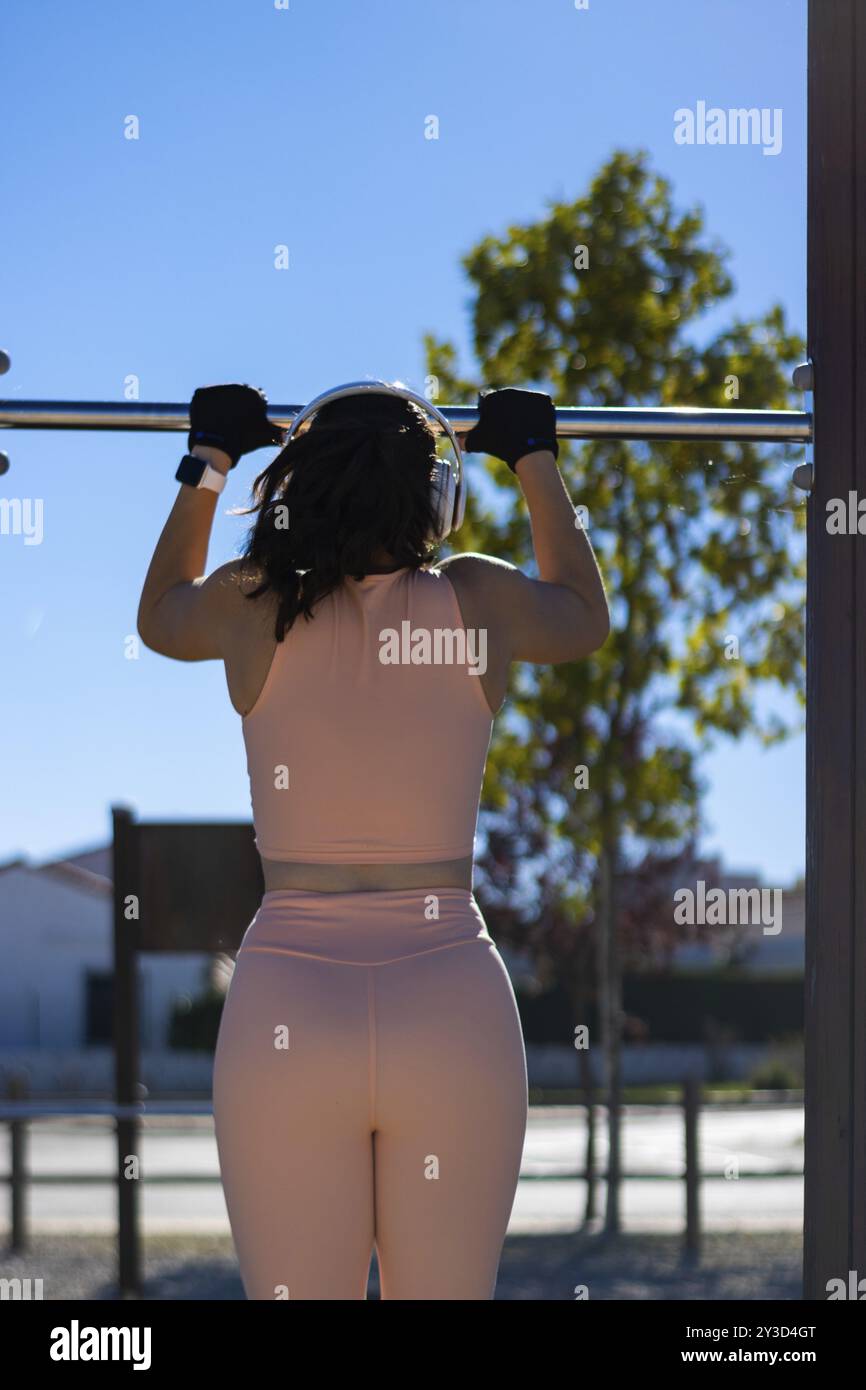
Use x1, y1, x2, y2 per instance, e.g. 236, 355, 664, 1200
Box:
0, 398, 812, 443
1, 1086, 804, 1283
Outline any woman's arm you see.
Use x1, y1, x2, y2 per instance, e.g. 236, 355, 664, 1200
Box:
137, 382, 285, 659
444, 387, 611, 665
507, 446, 610, 656
136, 444, 235, 660
440, 448, 609, 665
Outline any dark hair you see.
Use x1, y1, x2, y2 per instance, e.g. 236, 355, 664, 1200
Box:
237, 390, 442, 640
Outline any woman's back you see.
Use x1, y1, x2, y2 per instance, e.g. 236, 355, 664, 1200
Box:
241, 565, 496, 867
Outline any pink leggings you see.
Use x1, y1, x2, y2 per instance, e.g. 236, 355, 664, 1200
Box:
212, 888, 528, 1300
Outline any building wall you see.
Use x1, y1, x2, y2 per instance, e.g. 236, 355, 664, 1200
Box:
0, 864, 210, 1051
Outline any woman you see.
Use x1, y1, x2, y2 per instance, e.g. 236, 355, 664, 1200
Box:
137, 379, 609, 1300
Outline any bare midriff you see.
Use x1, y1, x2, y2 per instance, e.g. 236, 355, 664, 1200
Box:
261, 855, 474, 894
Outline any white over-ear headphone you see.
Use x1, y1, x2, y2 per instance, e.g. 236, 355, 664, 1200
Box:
281, 378, 466, 542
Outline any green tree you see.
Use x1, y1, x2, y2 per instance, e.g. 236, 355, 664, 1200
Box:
424, 148, 806, 1231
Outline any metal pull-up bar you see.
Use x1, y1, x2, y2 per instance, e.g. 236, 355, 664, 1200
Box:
0, 398, 812, 443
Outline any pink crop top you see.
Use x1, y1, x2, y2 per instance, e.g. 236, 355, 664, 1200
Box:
241, 566, 495, 863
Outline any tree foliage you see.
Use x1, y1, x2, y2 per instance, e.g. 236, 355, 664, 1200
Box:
423, 149, 806, 988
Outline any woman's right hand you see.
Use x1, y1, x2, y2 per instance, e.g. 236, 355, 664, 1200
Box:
188, 383, 286, 467
462, 387, 559, 471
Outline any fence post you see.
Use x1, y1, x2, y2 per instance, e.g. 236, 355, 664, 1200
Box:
683, 1077, 701, 1259
113, 805, 142, 1297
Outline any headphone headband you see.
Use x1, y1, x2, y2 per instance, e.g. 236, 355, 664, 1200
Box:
281, 378, 465, 538
283, 379, 463, 476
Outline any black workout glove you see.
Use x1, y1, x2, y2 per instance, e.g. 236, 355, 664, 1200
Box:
462, 387, 559, 470
187, 383, 286, 467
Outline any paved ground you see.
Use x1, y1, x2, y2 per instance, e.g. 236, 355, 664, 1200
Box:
1, 1231, 802, 1301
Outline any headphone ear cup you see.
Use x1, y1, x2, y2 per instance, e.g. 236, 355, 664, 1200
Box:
452, 473, 466, 531
430, 455, 455, 541
441, 462, 457, 539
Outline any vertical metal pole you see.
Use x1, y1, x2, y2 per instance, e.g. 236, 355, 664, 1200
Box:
804, 0, 866, 1298
8, 1075, 28, 1252
597, 846, 623, 1234
112, 805, 142, 1297
683, 1078, 701, 1259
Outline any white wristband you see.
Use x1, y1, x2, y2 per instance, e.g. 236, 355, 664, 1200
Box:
197, 463, 228, 494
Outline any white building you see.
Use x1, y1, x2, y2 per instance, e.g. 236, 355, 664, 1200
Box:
670, 862, 805, 973
0, 849, 214, 1094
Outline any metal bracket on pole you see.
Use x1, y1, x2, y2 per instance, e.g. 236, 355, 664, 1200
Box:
0, 348, 10, 475
792, 359, 815, 493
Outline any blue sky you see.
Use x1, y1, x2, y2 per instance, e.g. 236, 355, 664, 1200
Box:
0, 0, 806, 882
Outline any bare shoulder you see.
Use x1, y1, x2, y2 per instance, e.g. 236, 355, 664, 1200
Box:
205, 557, 267, 598
432, 552, 608, 665
431, 552, 520, 602
202, 558, 277, 639
432, 552, 535, 628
